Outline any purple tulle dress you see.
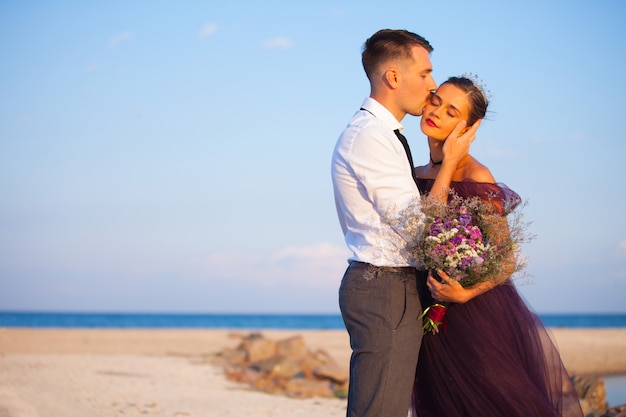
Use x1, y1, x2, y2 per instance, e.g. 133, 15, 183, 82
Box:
412, 179, 583, 417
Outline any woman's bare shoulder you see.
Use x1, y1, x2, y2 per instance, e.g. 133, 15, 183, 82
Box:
461, 156, 496, 183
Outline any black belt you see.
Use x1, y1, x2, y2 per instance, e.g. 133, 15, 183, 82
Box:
349, 260, 416, 273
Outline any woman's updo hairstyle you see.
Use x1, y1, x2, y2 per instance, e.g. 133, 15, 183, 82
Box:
443, 75, 490, 126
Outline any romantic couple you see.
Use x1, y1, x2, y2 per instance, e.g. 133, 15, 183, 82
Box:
331, 29, 584, 417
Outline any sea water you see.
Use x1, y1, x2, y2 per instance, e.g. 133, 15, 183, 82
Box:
1, 311, 625, 329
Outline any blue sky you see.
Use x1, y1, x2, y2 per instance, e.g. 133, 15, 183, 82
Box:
1, 1, 625, 314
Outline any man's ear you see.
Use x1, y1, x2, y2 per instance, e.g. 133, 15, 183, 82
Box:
382, 67, 400, 89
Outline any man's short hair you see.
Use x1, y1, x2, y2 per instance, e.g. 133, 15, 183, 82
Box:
362, 29, 433, 81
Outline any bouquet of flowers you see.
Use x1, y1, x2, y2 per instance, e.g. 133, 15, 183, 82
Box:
415, 191, 531, 334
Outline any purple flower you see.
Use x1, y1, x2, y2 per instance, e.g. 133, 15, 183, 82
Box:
469, 226, 482, 240
459, 257, 474, 270
459, 212, 472, 226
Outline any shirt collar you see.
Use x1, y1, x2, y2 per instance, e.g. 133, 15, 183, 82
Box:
360, 97, 404, 132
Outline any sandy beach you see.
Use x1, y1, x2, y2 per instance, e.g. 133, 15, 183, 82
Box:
1, 327, 625, 416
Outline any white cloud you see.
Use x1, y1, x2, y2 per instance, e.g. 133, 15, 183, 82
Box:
270, 243, 347, 264
261, 37, 294, 50
109, 31, 132, 48
198, 23, 218, 39
616, 239, 626, 257
193, 243, 350, 289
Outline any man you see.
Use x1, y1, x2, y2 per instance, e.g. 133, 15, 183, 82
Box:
331, 29, 480, 417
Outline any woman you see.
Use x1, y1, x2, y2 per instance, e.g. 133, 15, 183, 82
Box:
411, 76, 583, 417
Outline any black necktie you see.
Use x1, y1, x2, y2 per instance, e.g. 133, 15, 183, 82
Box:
394, 129, 419, 187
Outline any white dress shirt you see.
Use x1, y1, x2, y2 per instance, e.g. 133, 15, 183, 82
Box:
331, 97, 426, 267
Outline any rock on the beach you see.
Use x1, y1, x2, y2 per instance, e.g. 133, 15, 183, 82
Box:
601, 404, 626, 417
572, 374, 626, 417
574, 374, 608, 416
213, 332, 626, 413
212, 332, 349, 399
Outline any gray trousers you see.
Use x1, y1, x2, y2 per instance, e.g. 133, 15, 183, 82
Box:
339, 261, 423, 417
